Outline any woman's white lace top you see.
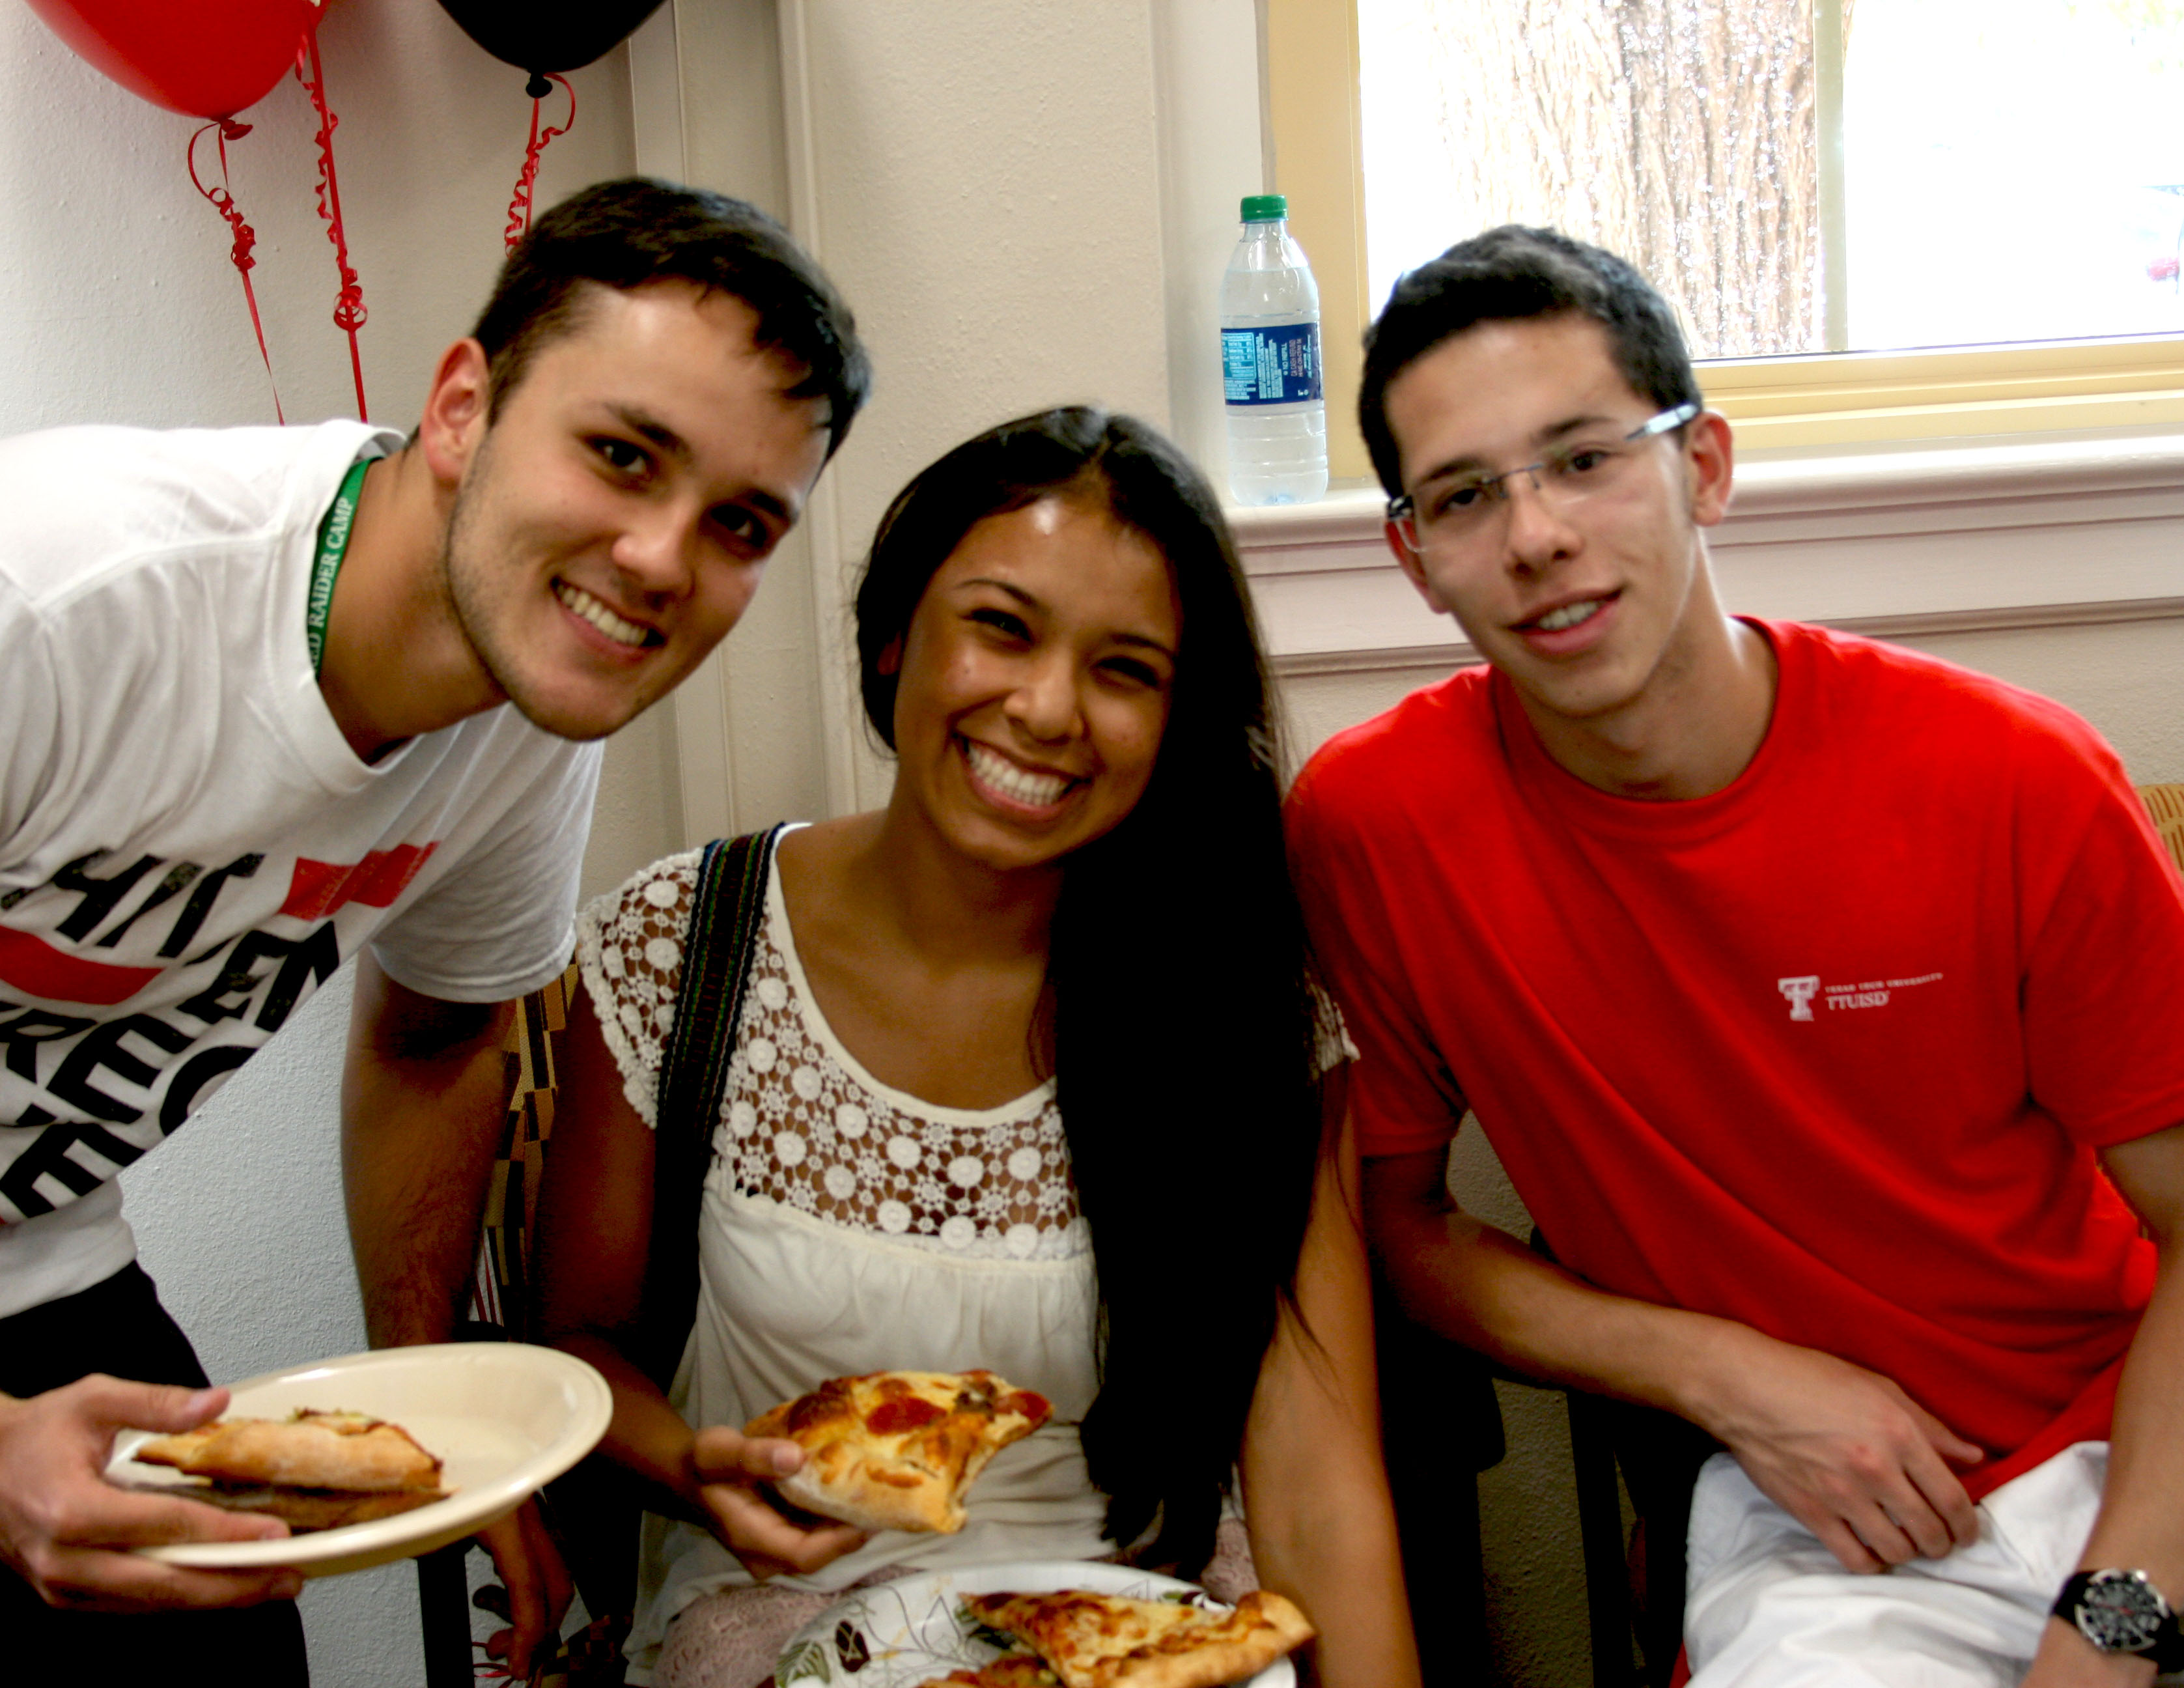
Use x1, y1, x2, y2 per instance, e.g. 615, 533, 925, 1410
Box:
576, 838, 1108, 1680
583, 843, 1087, 1261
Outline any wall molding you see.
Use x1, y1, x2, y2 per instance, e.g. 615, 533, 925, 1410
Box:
627, 5, 727, 847
1274, 595, 2184, 679
774, 0, 871, 821
1234, 430, 2184, 679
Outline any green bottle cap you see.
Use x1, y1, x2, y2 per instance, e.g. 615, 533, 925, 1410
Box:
1240, 194, 1289, 222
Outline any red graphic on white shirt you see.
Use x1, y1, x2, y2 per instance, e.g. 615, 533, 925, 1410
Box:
280, 844, 438, 922
0, 927, 163, 1006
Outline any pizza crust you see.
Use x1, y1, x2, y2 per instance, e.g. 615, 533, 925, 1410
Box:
960, 1588, 1314, 1688
131, 1408, 449, 1534
921, 1655, 1061, 1687
746, 1370, 1050, 1534
135, 1410, 444, 1494
178, 1484, 445, 1532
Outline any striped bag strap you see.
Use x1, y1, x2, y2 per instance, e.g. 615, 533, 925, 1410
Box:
639, 823, 785, 1389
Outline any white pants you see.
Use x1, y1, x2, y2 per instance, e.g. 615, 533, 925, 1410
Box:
1683, 1441, 2176, 1686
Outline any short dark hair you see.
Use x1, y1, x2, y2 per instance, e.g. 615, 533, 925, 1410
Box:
1358, 224, 1700, 494
471, 177, 871, 460
852, 408, 1323, 1571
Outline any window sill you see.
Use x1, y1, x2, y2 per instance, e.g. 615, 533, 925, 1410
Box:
1700, 337, 2184, 452
1227, 428, 2184, 677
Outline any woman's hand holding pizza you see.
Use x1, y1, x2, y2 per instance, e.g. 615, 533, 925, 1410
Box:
688, 1424, 867, 1580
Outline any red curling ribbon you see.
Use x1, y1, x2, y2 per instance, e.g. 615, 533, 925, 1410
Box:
187, 118, 283, 425
505, 74, 576, 251
296, 31, 369, 421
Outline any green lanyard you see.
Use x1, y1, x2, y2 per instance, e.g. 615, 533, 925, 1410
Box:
307, 457, 372, 677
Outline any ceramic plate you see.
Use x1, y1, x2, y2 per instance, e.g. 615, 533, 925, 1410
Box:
107, 1342, 610, 1578
774, 1560, 1298, 1687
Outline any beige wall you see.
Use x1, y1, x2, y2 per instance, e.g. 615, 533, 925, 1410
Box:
583, 705, 688, 903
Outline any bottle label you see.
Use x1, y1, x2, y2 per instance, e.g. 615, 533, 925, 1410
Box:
1222, 322, 1323, 405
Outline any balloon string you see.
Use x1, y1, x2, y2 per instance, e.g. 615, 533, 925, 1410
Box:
296, 33, 369, 421
504, 75, 576, 251
188, 120, 283, 427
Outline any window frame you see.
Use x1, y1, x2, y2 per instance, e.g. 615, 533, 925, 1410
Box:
1268, 0, 2184, 469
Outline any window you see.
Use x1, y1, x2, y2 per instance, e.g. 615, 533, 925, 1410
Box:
1267, 0, 2184, 468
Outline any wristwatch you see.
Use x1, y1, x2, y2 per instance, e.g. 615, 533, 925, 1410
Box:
2052, 1569, 2184, 1672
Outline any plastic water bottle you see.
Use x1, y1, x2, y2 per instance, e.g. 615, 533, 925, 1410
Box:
1220, 194, 1328, 505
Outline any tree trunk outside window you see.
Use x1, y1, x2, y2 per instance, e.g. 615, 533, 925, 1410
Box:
1415, 0, 1830, 358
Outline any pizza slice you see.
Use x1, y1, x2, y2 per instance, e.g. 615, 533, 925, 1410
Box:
132, 1408, 449, 1530
136, 1409, 444, 1493
958, 1588, 1314, 1688
744, 1369, 1050, 1534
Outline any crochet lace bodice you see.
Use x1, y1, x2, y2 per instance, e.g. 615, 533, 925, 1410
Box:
576, 842, 1087, 1263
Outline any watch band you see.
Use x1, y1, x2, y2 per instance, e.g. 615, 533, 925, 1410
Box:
2053, 1569, 2184, 1672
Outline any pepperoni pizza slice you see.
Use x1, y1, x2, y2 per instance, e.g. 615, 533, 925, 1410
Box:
745, 1369, 1051, 1534
957, 1588, 1313, 1688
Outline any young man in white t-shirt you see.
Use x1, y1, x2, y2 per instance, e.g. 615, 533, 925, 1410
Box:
0, 178, 869, 1680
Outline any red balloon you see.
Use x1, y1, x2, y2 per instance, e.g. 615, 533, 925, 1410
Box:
24, 0, 318, 120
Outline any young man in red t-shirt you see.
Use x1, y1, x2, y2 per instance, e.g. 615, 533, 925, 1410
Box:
1285, 225, 2184, 1686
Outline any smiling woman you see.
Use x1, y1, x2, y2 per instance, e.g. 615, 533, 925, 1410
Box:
870, 490, 1178, 877
529, 408, 1420, 1688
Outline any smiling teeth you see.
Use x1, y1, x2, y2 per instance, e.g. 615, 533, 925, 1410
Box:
965, 741, 1071, 808
1535, 598, 1604, 632
555, 582, 647, 647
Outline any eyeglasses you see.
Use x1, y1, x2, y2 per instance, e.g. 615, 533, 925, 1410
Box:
1388, 402, 1700, 559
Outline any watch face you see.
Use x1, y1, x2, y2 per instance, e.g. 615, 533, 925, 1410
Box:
2078, 1572, 2168, 1652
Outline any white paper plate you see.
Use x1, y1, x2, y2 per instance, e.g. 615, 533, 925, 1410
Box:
774, 1560, 1298, 1688
106, 1342, 611, 1578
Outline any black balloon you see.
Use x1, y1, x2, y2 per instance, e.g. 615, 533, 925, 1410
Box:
437, 0, 668, 96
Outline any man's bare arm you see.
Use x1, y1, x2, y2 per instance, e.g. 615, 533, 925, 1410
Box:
341, 953, 573, 1674
2021, 1121, 2184, 1688
341, 951, 512, 1349
1364, 1146, 1981, 1573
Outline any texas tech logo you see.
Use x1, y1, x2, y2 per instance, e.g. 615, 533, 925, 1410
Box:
1777, 975, 1821, 1021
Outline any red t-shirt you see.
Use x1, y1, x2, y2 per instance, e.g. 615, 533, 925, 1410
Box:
1287, 621, 2184, 1494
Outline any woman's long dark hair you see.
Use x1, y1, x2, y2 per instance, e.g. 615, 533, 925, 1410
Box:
854, 407, 1323, 1570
